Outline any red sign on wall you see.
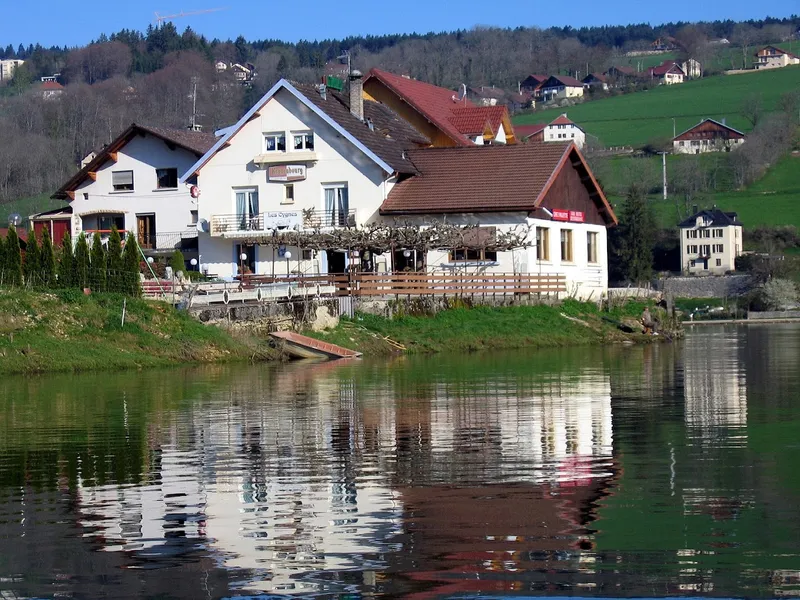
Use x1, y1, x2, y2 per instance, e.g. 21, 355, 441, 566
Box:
552, 209, 584, 223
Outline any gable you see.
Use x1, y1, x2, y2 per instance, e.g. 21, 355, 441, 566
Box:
539, 155, 610, 226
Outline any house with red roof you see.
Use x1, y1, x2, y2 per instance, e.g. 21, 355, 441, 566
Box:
519, 74, 548, 98
38, 80, 64, 100
363, 68, 517, 146
648, 60, 686, 84
538, 75, 585, 102
582, 73, 608, 91
517, 114, 586, 149
605, 65, 642, 86
754, 46, 800, 70
673, 119, 745, 154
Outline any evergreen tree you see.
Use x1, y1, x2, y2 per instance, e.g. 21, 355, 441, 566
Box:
5, 227, 23, 286
0, 232, 7, 284
610, 182, 656, 284
24, 229, 41, 287
90, 232, 107, 292
57, 231, 74, 288
122, 232, 141, 297
169, 249, 186, 274
40, 228, 56, 287
107, 227, 123, 292
74, 233, 90, 290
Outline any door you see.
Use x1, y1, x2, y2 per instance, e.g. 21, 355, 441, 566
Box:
235, 190, 260, 230
326, 250, 347, 274
137, 214, 156, 249
235, 244, 256, 276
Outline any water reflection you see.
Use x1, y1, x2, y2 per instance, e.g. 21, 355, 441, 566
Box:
1, 326, 800, 599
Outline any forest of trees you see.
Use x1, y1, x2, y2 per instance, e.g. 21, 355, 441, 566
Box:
1, 16, 798, 205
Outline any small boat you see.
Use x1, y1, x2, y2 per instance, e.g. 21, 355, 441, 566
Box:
269, 331, 362, 360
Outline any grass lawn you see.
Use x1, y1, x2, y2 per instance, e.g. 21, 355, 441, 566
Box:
514, 66, 800, 147
1, 194, 65, 226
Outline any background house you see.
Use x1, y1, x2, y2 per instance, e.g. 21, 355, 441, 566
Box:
468, 86, 506, 107
648, 60, 685, 84
516, 114, 586, 149
582, 73, 608, 91
679, 209, 742, 274
605, 65, 641, 86
673, 119, 745, 154
519, 74, 548, 98
754, 46, 800, 69
0, 59, 24, 82
538, 76, 585, 102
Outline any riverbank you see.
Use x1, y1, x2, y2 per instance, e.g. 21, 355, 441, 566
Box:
0, 289, 277, 375
303, 299, 679, 355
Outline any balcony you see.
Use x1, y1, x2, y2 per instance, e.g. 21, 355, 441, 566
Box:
138, 230, 199, 252
210, 209, 357, 237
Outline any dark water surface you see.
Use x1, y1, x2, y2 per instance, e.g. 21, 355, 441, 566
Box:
1, 324, 799, 599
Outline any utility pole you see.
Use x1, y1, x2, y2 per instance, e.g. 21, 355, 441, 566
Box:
672, 117, 676, 138
190, 77, 199, 131
660, 152, 668, 200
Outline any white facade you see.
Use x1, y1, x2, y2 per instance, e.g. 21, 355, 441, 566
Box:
541, 84, 584, 101
0, 58, 24, 81
755, 48, 800, 69
673, 136, 744, 154
681, 58, 702, 78
680, 216, 742, 274
191, 84, 395, 279
544, 122, 585, 149
69, 132, 202, 254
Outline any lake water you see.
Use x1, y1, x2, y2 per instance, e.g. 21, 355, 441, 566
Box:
1, 324, 799, 599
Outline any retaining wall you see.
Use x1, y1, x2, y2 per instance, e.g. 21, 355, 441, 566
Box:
654, 275, 756, 298
747, 310, 800, 320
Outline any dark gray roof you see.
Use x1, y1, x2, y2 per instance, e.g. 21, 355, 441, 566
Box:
678, 209, 740, 228
292, 82, 428, 175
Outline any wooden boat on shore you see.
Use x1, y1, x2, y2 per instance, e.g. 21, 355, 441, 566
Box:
269, 331, 362, 360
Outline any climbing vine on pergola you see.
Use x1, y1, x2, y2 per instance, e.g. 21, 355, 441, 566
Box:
232, 221, 533, 254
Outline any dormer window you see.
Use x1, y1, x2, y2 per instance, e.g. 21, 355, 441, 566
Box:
293, 131, 314, 151
264, 133, 286, 152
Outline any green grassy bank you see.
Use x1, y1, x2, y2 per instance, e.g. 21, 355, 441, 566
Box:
0, 289, 276, 375
304, 300, 675, 355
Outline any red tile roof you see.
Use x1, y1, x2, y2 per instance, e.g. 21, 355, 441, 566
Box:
40, 81, 64, 91
549, 114, 575, 126
606, 65, 638, 76
382, 142, 616, 225
365, 68, 477, 146
514, 123, 547, 139
543, 75, 584, 88
583, 72, 607, 83
649, 60, 685, 76
448, 106, 506, 136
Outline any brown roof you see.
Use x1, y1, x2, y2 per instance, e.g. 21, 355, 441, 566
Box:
382, 142, 616, 224
292, 82, 426, 174
514, 123, 547, 139
53, 123, 217, 199
542, 75, 584, 88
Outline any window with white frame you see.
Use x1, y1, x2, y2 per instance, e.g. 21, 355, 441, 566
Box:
587, 232, 598, 263
560, 229, 573, 262
713, 244, 724, 253
264, 132, 286, 152
322, 183, 349, 227
235, 188, 260, 230
716, 259, 722, 267
283, 184, 294, 204
292, 131, 314, 151
536, 227, 550, 261
112, 170, 134, 191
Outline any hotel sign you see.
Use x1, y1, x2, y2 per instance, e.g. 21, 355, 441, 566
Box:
268, 164, 306, 182
264, 210, 302, 230
552, 209, 585, 223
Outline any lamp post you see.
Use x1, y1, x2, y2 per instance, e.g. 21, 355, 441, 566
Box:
284, 250, 292, 277
240, 252, 248, 277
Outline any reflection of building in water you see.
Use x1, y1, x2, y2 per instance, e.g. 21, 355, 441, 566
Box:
682, 329, 747, 444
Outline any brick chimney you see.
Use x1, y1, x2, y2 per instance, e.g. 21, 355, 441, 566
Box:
349, 69, 364, 121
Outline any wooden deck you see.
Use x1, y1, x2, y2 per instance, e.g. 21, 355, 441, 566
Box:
269, 331, 362, 360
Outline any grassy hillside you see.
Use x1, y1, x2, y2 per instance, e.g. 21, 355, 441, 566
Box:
649, 154, 800, 229
0, 289, 277, 374
1, 194, 65, 225
514, 66, 800, 147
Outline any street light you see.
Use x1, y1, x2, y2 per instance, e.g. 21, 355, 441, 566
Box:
284, 250, 292, 277
239, 252, 248, 277
190, 258, 198, 267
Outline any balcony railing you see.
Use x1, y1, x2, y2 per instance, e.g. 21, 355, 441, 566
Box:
138, 230, 199, 250
210, 209, 356, 236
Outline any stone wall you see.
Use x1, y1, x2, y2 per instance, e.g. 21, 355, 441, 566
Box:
747, 310, 800, 320
654, 275, 756, 298
189, 298, 341, 333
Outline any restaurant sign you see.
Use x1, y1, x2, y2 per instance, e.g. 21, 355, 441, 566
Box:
264, 210, 302, 230
552, 209, 585, 223
268, 164, 306, 182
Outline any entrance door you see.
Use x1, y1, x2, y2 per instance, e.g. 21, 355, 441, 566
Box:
137, 214, 156, 249
235, 244, 256, 276
326, 250, 347, 274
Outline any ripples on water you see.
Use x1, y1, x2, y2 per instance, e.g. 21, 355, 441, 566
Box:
0, 324, 799, 599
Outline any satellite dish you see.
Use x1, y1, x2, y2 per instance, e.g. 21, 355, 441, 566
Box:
196, 218, 209, 233
190, 185, 201, 199
458, 83, 467, 102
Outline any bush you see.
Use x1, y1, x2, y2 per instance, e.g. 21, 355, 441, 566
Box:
758, 278, 799, 311
169, 249, 186, 274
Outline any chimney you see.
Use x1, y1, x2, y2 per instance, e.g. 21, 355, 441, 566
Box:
349, 69, 364, 121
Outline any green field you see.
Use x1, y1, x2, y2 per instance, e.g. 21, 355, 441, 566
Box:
649, 154, 800, 229
1, 193, 65, 225
515, 66, 800, 147
611, 42, 800, 73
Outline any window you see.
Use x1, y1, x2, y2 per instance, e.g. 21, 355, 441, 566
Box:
235, 189, 260, 230
587, 232, 598, 263
283, 184, 294, 204
264, 132, 286, 152
713, 228, 723, 238
702, 229, 711, 238
98, 214, 125, 231
323, 183, 349, 227
536, 227, 550, 261
301, 249, 313, 261
690, 260, 696, 267
687, 245, 698, 254
292, 131, 314, 151
112, 170, 134, 191
713, 244, 724, 253
156, 167, 178, 189
560, 229, 573, 262
448, 248, 497, 262
701, 244, 711, 255
716, 259, 722, 267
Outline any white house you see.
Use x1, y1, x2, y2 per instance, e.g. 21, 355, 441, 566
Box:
380, 142, 617, 299
754, 46, 800, 69
182, 74, 422, 279
515, 114, 586, 150
539, 75, 585, 102
648, 60, 685, 84
679, 208, 743, 274
36, 123, 217, 263
0, 58, 24, 82
673, 119, 745, 154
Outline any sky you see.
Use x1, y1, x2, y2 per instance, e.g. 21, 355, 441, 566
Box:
1, 0, 796, 48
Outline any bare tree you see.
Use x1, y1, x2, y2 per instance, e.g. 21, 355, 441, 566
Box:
670, 156, 708, 220
731, 24, 758, 70
740, 92, 764, 128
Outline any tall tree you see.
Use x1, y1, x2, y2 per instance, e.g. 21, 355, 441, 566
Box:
610, 181, 656, 284
40, 228, 55, 287
0, 232, 7, 283
5, 227, 23, 286
107, 227, 123, 292
57, 231, 74, 288
122, 232, 141, 297
24, 228, 41, 287
74, 233, 90, 289
90, 232, 107, 292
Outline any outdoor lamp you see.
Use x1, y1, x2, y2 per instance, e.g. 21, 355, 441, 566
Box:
240, 253, 248, 261
147, 256, 154, 264
403, 250, 412, 258
190, 258, 198, 266
284, 251, 292, 259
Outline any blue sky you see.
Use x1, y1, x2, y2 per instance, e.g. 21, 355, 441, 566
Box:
1, 0, 796, 48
